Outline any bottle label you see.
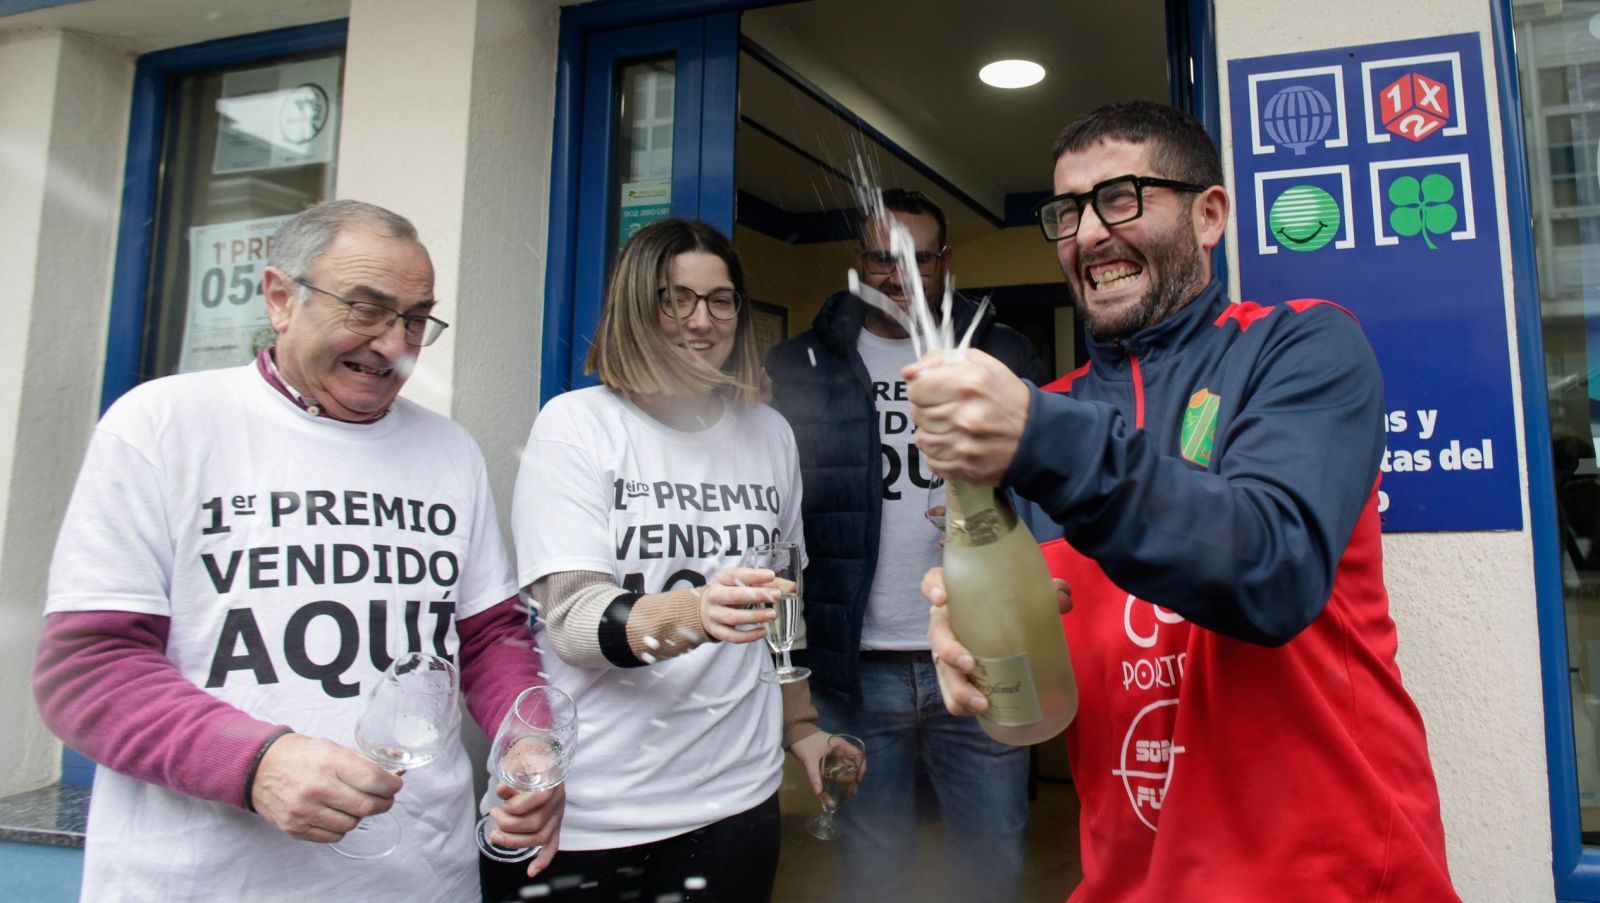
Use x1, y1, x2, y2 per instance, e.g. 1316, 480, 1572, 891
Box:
972, 653, 1043, 726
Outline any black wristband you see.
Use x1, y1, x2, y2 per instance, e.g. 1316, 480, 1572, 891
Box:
599, 592, 647, 668
243, 728, 294, 813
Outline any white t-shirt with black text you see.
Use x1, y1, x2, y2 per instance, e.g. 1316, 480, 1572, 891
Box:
512, 386, 805, 849
46, 364, 517, 903
857, 330, 944, 650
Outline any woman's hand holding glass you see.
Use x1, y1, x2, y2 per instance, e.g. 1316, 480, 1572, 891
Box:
737, 542, 810, 683
477, 686, 577, 871
699, 566, 782, 643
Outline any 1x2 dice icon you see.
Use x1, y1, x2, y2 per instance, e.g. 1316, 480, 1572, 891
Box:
1379, 72, 1450, 142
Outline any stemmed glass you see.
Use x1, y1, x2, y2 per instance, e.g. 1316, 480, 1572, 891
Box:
476, 686, 578, 863
331, 651, 460, 860
739, 541, 810, 684
805, 734, 866, 840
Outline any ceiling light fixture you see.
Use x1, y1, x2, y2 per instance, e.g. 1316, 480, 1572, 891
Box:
979, 59, 1046, 89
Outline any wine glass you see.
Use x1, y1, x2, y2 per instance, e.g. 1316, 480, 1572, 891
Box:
477, 686, 578, 862
331, 651, 460, 860
739, 541, 810, 684
805, 734, 866, 840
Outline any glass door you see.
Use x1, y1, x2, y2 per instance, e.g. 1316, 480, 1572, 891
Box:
547, 12, 739, 397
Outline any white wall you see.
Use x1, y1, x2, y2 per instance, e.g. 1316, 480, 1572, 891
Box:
338, 0, 559, 521
1213, 2, 1553, 900
0, 27, 131, 798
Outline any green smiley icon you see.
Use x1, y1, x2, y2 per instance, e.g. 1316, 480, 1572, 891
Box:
1268, 184, 1341, 252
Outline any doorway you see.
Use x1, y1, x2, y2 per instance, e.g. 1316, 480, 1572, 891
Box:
546, 1, 1179, 898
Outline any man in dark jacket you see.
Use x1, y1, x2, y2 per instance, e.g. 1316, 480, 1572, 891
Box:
765, 188, 1050, 902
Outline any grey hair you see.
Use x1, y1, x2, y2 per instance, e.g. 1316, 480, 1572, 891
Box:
268, 199, 419, 281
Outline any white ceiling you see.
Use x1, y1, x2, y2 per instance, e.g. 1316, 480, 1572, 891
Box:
738, 0, 1171, 240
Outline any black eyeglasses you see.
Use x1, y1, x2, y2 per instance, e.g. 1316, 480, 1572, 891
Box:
294, 279, 449, 346
859, 248, 948, 276
658, 286, 742, 321
1034, 175, 1208, 241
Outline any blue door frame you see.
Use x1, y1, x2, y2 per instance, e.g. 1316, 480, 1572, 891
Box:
541, 3, 743, 401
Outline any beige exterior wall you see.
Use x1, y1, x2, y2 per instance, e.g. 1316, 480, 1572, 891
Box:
0, 27, 131, 799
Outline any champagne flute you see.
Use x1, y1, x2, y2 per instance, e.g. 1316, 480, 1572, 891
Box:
805, 734, 866, 840
331, 651, 460, 860
740, 541, 810, 684
476, 686, 578, 862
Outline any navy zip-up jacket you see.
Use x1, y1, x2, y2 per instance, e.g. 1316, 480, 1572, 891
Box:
1015, 278, 1385, 645
1017, 286, 1454, 900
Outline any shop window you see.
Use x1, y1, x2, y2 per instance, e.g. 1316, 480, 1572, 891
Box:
138, 48, 344, 380
1514, 2, 1600, 893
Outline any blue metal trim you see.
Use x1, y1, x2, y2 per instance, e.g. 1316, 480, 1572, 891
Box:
1168, 0, 1228, 292
567, 17, 707, 391
1493, 3, 1594, 898
739, 36, 1005, 230
0, 0, 89, 17
733, 190, 856, 244
564, 0, 784, 32
1005, 191, 1051, 229
698, 11, 742, 236
99, 19, 348, 414
540, 14, 584, 405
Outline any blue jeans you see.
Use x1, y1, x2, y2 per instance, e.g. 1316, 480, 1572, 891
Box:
812, 653, 1029, 902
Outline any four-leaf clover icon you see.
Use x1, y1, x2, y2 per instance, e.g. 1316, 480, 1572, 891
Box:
1388, 174, 1458, 250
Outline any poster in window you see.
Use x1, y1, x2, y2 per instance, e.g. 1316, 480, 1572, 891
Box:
213, 57, 342, 175
178, 215, 292, 373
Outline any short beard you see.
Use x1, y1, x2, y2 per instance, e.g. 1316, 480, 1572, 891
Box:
1069, 218, 1207, 342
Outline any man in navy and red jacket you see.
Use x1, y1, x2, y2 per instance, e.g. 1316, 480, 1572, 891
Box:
910, 101, 1458, 901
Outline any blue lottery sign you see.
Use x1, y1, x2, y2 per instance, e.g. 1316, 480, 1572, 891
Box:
1228, 33, 1520, 532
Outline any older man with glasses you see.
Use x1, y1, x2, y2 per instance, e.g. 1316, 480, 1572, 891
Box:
765, 188, 1049, 901
912, 101, 1459, 901
34, 200, 563, 902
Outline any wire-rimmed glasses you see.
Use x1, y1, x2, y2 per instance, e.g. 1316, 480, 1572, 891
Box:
294, 279, 450, 346
476, 686, 578, 863
859, 247, 948, 276
331, 651, 460, 860
1032, 174, 1207, 241
657, 286, 742, 321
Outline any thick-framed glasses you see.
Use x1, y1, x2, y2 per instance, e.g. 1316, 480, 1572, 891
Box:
658, 286, 742, 321
1033, 175, 1207, 241
859, 248, 948, 276
294, 279, 449, 347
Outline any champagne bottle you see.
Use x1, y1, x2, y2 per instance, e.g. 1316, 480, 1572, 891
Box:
941, 480, 1077, 745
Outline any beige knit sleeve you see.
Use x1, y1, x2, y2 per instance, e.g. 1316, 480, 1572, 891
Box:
532, 571, 711, 669
781, 679, 823, 750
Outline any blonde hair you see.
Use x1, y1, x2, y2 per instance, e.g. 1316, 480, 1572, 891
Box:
586, 219, 760, 407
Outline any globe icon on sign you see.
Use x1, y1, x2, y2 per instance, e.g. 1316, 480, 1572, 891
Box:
1262, 85, 1334, 155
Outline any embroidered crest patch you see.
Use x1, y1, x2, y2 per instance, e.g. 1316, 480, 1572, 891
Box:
1180, 389, 1220, 467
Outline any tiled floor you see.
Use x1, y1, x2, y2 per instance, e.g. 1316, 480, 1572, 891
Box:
771, 756, 1082, 902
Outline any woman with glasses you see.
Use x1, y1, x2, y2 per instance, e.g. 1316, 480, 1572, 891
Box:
484, 219, 844, 902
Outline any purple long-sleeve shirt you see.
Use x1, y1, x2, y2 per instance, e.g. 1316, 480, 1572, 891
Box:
34, 598, 539, 810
